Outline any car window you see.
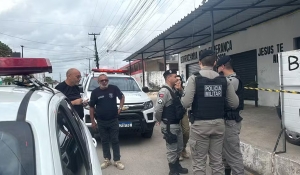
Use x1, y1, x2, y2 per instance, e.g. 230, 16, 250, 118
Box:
88, 76, 140, 91
0, 121, 36, 175
56, 102, 91, 175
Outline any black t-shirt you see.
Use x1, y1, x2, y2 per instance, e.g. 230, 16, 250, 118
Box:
89, 84, 123, 121
55, 81, 84, 119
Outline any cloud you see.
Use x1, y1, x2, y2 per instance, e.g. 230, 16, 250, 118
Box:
0, 0, 202, 81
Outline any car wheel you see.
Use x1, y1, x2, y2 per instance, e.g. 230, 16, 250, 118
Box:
285, 130, 300, 146
141, 129, 153, 138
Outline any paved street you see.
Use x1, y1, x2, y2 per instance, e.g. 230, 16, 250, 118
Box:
95, 125, 254, 175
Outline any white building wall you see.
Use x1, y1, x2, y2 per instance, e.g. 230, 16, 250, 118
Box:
179, 10, 300, 107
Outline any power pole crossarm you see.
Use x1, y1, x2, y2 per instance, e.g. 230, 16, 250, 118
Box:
88, 33, 100, 69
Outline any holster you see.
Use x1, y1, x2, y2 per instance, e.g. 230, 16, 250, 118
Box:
162, 119, 177, 144
188, 110, 195, 124
225, 111, 243, 123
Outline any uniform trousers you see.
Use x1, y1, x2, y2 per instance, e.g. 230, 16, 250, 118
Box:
161, 122, 184, 163
189, 119, 225, 175
223, 120, 244, 175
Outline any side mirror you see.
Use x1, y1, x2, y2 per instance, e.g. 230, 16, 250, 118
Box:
79, 86, 84, 93
142, 87, 149, 93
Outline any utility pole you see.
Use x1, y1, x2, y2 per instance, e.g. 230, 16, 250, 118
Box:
88, 33, 100, 69
21, 45, 24, 58
59, 73, 61, 82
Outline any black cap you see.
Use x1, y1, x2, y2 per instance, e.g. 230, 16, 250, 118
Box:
163, 69, 177, 77
216, 55, 231, 67
199, 50, 215, 61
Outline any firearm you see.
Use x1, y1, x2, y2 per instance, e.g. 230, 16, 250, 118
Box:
188, 110, 195, 124
162, 119, 177, 144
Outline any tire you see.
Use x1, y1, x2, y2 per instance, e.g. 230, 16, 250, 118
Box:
141, 129, 153, 138
285, 130, 300, 146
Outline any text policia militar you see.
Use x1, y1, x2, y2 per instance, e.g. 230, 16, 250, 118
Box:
204, 85, 222, 97
180, 40, 233, 63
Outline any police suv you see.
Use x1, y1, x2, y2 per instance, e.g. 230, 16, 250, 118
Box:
0, 57, 102, 175
81, 69, 155, 138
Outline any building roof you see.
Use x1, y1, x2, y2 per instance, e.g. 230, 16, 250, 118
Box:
123, 0, 300, 61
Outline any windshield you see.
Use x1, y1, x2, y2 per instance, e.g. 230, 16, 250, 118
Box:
88, 76, 141, 91
0, 121, 35, 175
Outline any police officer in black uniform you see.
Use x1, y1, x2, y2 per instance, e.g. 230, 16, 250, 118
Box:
181, 50, 239, 175
216, 55, 244, 175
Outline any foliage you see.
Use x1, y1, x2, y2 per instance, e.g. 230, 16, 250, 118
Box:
0, 41, 12, 57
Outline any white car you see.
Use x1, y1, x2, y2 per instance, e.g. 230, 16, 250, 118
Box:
82, 69, 156, 138
0, 57, 102, 175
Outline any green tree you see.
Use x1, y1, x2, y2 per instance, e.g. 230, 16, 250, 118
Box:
0, 41, 12, 57
45, 76, 54, 84
3, 77, 15, 85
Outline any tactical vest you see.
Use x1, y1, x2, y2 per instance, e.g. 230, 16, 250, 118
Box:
226, 75, 244, 112
225, 75, 244, 122
192, 73, 227, 120
235, 76, 244, 111
162, 86, 186, 124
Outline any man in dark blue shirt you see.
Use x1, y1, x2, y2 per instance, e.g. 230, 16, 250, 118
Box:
89, 74, 125, 170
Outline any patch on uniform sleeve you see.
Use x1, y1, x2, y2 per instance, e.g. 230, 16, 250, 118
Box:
157, 99, 163, 104
159, 94, 164, 98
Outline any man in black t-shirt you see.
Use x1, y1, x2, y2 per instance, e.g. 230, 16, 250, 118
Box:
55, 68, 88, 120
89, 74, 125, 170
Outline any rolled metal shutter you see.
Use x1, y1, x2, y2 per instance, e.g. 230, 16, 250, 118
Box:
230, 50, 258, 101
186, 63, 200, 78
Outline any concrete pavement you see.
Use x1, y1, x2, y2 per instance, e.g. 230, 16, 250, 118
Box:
96, 125, 254, 175
147, 92, 300, 175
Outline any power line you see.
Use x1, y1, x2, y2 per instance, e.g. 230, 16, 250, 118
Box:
0, 31, 79, 47
89, 0, 100, 27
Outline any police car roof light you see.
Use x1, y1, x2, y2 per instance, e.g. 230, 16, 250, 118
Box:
0, 57, 52, 76
92, 68, 127, 73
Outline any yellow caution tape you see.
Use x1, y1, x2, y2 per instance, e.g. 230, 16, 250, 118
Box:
244, 87, 300, 94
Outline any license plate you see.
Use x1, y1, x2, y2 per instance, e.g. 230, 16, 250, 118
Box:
119, 122, 132, 127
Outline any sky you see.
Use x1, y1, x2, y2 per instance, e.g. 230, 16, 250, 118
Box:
0, 0, 205, 81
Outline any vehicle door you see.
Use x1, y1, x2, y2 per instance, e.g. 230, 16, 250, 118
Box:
54, 99, 93, 175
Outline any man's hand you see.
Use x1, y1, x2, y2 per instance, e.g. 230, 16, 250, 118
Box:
91, 119, 97, 131
83, 99, 89, 106
118, 108, 122, 115
72, 98, 83, 105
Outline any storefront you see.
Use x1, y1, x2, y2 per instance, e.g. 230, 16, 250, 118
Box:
179, 10, 300, 107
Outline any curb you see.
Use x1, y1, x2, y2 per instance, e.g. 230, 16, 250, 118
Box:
241, 142, 300, 175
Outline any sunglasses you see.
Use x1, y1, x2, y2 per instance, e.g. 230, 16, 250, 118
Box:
76, 75, 82, 79
99, 79, 109, 83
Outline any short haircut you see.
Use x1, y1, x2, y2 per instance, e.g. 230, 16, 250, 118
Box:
163, 74, 170, 80
224, 61, 233, 70
98, 74, 107, 79
200, 54, 217, 67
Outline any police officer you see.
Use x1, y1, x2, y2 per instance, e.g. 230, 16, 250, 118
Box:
154, 69, 188, 175
181, 50, 239, 175
216, 55, 244, 175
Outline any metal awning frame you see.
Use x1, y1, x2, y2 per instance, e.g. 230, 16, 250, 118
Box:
124, 0, 300, 86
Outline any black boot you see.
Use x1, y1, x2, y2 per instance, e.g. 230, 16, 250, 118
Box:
225, 168, 231, 175
168, 163, 180, 175
175, 158, 188, 174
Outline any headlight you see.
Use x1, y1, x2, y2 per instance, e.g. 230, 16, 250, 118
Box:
144, 101, 153, 110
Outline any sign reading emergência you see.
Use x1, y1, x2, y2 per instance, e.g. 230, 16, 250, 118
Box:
180, 40, 233, 63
